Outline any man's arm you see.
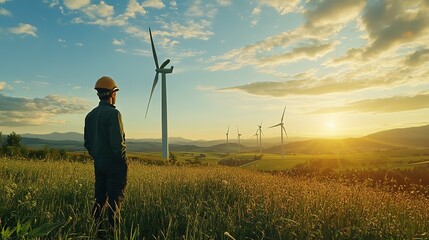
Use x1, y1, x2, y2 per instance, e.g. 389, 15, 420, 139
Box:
109, 110, 127, 164
84, 115, 92, 156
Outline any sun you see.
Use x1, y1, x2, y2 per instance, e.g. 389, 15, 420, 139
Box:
326, 120, 336, 130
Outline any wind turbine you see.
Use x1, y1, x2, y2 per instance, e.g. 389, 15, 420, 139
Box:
257, 121, 263, 154
226, 126, 230, 153
226, 126, 229, 144
237, 127, 242, 153
145, 28, 174, 159
253, 130, 259, 148
269, 106, 288, 159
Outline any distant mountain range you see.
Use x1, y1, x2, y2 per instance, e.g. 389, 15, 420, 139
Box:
20, 132, 305, 148
16, 124, 429, 153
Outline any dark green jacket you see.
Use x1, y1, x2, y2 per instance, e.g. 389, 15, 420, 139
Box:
84, 101, 127, 164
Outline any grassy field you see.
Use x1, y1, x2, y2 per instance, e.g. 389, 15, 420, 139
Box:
1, 157, 429, 239
239, 149, 429, 171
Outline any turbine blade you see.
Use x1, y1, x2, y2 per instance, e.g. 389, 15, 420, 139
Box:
281, 106, 286, 123
160, 59, 170, 69
269, 123, 281, 128
145, 72, 159, 118
149, 28, 159, 69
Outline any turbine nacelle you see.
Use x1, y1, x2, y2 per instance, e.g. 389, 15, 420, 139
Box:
156, 66, 174, 74
156, 59, 174, 73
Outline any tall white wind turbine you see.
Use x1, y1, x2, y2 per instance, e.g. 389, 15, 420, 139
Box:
269, 106, 288, 159
145, 28, 174, 159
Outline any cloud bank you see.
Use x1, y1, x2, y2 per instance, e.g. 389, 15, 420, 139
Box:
310, 92, 429, 114
0, 94, 90, 126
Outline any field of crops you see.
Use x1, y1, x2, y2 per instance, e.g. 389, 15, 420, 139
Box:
1, 157, 429, 239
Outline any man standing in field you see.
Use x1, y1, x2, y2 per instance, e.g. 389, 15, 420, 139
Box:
84, 76, 128, 231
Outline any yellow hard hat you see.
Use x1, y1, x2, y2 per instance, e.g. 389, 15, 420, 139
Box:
94, 76, 119, 92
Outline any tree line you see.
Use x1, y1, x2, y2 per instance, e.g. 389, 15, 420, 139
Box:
0, 131, 68, 160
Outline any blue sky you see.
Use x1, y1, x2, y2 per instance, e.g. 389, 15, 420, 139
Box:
1, 0, 429, 140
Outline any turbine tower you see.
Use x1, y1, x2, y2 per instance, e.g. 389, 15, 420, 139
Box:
226, 126, 230, 153
269, 106, 288, 159
237, 127, 242, 153
226, 126, 229, 144
257, 121, 263, 154
145, 28, 174, 159
253, 130, 259, 148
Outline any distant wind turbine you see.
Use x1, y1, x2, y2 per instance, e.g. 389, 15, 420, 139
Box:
257, 121, 263, 154
145, 28, 174, 159
226, 126, 230, 153
237, 127, 242, 153
226, 126, 229, 144
253, 130, 259, 148
269, 106, 288, 159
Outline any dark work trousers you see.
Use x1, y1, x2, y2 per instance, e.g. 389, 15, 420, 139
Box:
92, 157, 128, 228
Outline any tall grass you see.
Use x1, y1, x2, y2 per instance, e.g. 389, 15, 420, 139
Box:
1, 158, 428, 239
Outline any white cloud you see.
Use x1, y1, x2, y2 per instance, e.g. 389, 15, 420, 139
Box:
169, 0, 177, 9
75, 42, 83, 46
9, 23, 38, 37
252, 7, 261, 16
332, 0, 429, 64
115, 48, 126, 53
125, 25, 147, 40
58, 38, 66, 43
82, 1, 114, 18
207, 26, 336, 71
71, 15, 127, 26
258, 0, 300, 15
160, 19, 214, 40
64, 0, 90, 10
217, 0, 231, 7
0, 7, 11, 16
257, 41, 339, 66
142, 0, 165, 9
305, 0, 366, 27
186, 0, 217, 18
112, 39, 125, 46
405, 48, 429, 66
125, 0, 147, 18
43, 0, 59, 8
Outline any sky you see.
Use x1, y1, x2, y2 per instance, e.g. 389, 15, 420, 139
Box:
0, 0, 429, 141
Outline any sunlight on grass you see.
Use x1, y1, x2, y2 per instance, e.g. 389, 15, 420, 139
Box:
1, 158, 428, 239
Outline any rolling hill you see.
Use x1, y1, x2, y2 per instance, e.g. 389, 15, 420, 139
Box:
12, 124, 429, 153
364, 124, 429, 148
